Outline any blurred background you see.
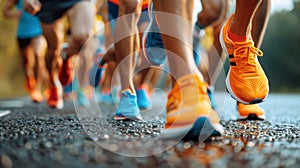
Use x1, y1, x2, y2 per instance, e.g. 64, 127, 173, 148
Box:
0, 0, 299, 99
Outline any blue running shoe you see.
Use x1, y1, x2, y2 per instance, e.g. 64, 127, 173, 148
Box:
100, 92, 114, 105
136, 88, 152, 110
89, 48, 105, 87
77, 89, 90, 107
64, 80, 73, 94
193, 22, 205, 67
89, 59, 105, 88
64, 78, 79, 94
95, 87, 120, 105
207, 86, 218, 110
142, 6, 167, 66
114, 90, 142, 120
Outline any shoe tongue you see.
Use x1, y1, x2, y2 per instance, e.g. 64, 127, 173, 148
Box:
175, 74, 208, 93
177, 74, 199, 85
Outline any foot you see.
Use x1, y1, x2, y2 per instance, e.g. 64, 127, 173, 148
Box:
207, 86, 217, 110
220, 14, 269, 104
30, 89, 43, 103
237, 102, 266, 120
25, 76, 36, 91
59, 58, 73, 86
47, 86, 63, 109
64, 78, 79, 95
136, 87, 152, 110
160, 74, 223, 142
98, 92, 114, 105
114, 90, 142, 121
142, 4, 167, 66
77, 89, 90, 107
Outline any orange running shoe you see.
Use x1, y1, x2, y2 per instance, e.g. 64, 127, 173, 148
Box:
47, 86, 63, 109
25, 76, 36, 91
160, 74, 223, 142
237, 102, 266, 120
59, 58, 73, 86
30, 89, 43, 103
220, 14, 269, 104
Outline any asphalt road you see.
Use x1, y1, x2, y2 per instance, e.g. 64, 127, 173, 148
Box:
0, 92, 300, 168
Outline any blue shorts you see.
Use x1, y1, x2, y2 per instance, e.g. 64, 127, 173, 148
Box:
37, 0, 83, 23
108, 1, 149, 33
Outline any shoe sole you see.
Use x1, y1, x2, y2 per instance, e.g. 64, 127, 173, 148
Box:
32, 99, 43, 104
237, 113, 266, 121
47, 85, 64, 109
139, 106, 152, 110
48, 101, 64, 109
113, 115, 143, 121
160, 117, 223, 142
138, 102, 152, 110
182, 117, 223, 142
31, 94, 43, 104
219, 25, 265, 105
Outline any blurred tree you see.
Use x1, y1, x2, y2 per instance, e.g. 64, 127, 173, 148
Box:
0, 0, 26, 99
261, 0, 300, 92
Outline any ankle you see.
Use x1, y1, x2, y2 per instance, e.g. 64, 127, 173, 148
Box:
228, 29, 247, 42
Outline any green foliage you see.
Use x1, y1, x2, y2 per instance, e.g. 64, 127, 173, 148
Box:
0, 1, 26, 99
261, 1, 300, 92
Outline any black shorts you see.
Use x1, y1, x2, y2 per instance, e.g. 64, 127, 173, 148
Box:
37, 0, 83, 23
17, 38, 31, 49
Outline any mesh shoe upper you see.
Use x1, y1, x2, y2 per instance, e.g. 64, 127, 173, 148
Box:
47, 86, 63, 109
220, 14, 269, 104
114, 90, 142, 120
136, 88, 152, 110
165, 74, 221, 128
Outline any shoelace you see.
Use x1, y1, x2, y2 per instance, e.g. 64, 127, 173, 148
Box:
166, 85, 181, 112
233, 41, 263, 73
166, 82, 208, 111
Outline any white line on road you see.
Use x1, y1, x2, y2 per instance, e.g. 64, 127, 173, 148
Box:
0, 110, 11, 117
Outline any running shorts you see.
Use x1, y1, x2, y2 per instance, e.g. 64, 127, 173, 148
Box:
37, 0, 84, 23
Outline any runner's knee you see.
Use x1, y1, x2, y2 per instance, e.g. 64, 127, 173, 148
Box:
119, 0, 141, 14
71, 34, 89, 48
198, 0, 223, 26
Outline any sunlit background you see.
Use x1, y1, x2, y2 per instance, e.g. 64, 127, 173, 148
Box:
0, 0, 299, 99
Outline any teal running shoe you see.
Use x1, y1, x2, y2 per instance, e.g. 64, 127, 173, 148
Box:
142, 5, 167, 66
114, 90, 142, 120
77, 90, 90, 107
136, 88, 152, 110
207, 86, 217, 110
64, 78, 79, 94
95, 87, 120, 105
100, 92, 114, 105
